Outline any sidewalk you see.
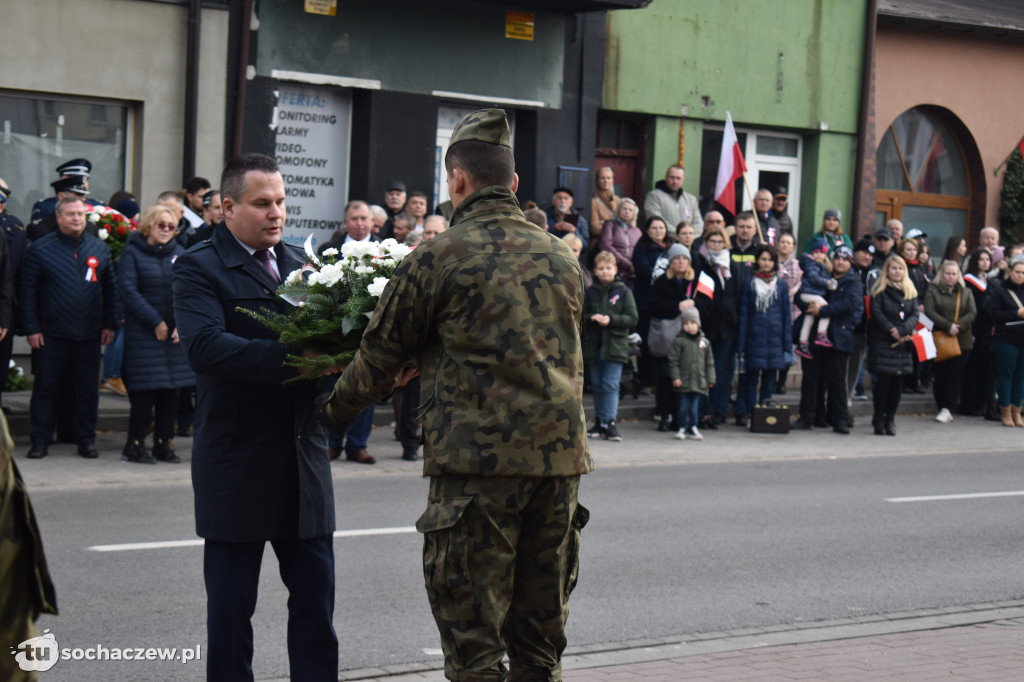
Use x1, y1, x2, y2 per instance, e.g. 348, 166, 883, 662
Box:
336, 602, 1024, 681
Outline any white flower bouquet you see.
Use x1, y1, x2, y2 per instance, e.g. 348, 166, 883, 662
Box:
240, 236, 411, 381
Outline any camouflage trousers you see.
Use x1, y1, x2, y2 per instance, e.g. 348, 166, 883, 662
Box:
416, 475, 588, 682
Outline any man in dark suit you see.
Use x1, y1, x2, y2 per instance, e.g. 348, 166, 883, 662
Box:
172, 153, 338, 680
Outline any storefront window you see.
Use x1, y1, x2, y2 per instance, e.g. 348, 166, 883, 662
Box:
0, 91, 130, 222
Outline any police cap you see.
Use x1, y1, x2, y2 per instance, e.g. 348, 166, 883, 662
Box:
56, 158, 92, 177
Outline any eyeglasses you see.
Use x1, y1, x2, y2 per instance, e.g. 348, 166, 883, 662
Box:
706, 238, 725, 245
155, 222, 177, 231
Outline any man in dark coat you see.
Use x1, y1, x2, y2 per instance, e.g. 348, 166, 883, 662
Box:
792, 245, 864, 433
172, 153, 337, 680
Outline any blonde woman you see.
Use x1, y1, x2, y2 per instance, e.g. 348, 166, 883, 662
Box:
590, 166, 621, 241
866, 255, 919, 435
923, 260, 976, 423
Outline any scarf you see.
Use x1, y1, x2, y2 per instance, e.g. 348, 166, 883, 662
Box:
964, 272, 987, 291
753, 274, 779, 313
701, 243, 732, 281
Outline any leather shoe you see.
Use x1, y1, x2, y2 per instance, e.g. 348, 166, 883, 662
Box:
833, 423, 850, 435
328, 446, 341, 461
734, 414, 748, 427
791, 417, 813, 430
346, 448, 376, 465
884, 421, 897, 436
27, 443, 48, 459
402, 448, 419, 461
78, 442, 100, 459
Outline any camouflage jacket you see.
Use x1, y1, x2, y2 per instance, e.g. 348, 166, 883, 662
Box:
327, 185, 594, 477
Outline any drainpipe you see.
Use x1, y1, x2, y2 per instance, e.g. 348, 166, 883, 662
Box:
852, 0, 877, 239
232, 0, 254, 157
183, 0, 201, 184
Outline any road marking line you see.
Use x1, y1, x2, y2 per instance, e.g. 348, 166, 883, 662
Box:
87, 526, 418, 552
885, 491, 1024, 503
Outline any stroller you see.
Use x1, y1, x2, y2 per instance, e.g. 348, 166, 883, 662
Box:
619, 332, 642, 399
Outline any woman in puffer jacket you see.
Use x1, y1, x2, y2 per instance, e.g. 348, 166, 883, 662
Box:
117, 206, 196, 464
736, 244, 792, 411
867, 255, 919, 436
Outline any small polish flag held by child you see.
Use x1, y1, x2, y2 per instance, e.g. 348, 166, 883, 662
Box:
697, 271, 715, 299
911, 328, 937, 362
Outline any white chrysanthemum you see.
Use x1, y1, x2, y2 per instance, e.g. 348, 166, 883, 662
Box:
381, 258, 396, 268
285, 268, 303, 285
354, 264, 375, 275
98, 228, 109, 240
321, 247, 339, 257
384, 243, 412, 260
318, 263, 345, 287
341, 241, 378, 261
367, 277, 389, 298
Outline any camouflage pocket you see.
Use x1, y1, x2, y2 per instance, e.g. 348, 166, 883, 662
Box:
564, 503, 590, 596
417, 496, 475, 620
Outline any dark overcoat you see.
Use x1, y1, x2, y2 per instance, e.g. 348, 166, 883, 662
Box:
172, 226, 334, 542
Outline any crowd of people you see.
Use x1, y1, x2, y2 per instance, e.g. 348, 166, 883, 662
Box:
561, 164, 1024, 441
3, 158, 1023, 467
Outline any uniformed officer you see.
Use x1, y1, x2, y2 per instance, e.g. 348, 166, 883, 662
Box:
27, 177, 99, 243
324, 109, 592, 681
29, 158, 102, 224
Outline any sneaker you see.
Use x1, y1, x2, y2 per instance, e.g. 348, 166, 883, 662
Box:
795, 343, 814, 359
674, 428, 687, 440
587, 422, 605, 438
104, 377, 128, 396
687, 426, 703, 441
604, 421, 622, 442
814, 332, 833, 347
935, 408, 953, 424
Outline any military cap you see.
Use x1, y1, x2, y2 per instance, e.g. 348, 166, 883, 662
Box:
51, 176, 89, 195
0, 182, 10, 200
449, 108, 512, 148
56, 158, 92, 177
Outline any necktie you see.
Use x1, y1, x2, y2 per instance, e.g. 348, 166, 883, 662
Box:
254, 249, 280, 283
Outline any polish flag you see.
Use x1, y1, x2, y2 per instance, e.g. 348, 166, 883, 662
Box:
714, 111, 747, 215
697, 271, 715, 299
911, 328, 937, 362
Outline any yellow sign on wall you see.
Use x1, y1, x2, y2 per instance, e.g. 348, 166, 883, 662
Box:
305, 0, 337, 17
506, 12, 534, 41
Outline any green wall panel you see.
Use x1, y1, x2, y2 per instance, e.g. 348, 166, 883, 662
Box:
257, 1, 566, 108
604, 0, 866, 133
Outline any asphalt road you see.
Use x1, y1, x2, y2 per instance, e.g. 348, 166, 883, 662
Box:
25, 438, 1024, 681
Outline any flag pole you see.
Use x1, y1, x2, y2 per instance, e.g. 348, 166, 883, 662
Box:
740, 173, 764, 243
993, 138, 1024, 177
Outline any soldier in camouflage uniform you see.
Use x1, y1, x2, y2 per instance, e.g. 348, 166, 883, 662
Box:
1, 413, 58, 682
325, 108, 593, 681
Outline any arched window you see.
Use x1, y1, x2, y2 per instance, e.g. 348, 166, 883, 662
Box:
877, 107, 973, 257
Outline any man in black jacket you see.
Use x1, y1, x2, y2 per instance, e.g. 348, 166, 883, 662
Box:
22, 196, 119, 458
792, 245, 864, 433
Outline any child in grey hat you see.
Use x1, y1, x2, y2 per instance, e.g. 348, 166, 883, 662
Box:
666, 306, 716, 440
